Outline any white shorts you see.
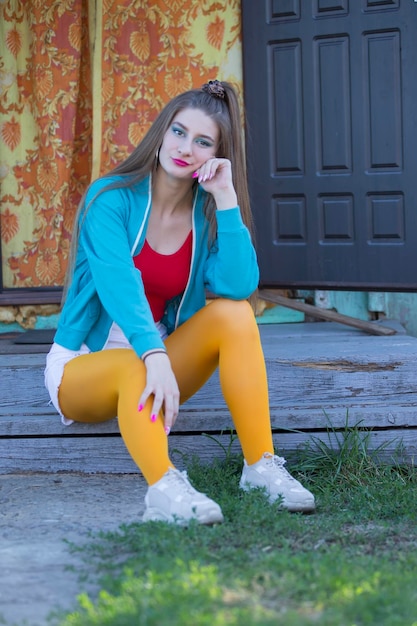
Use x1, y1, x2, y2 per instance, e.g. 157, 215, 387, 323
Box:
44, 342, 91, 425
44, 321, 168, 425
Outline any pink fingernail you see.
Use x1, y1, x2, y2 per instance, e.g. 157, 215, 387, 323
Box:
165, 426, 171, 436
151, 414, 157, 422
138, 404, 143, 412
192, 171, 198, 178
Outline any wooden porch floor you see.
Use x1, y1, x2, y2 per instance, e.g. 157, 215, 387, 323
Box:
1, 320, 417, 474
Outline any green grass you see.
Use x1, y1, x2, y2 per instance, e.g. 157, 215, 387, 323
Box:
53, 427, 417, 626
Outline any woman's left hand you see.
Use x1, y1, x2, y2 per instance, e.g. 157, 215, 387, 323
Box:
194, 158, 238, 210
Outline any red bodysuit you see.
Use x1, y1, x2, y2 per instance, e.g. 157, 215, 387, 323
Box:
133, 231, 192, 322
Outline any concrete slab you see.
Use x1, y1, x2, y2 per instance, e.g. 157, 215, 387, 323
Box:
0, 472, 147, 626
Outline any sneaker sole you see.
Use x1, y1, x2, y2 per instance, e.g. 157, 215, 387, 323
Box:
280, 499, 316, 513
240, 482, 316, 513
142, 507, 224, 526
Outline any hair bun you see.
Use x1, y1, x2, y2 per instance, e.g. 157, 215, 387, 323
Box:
202, 79, 225, 99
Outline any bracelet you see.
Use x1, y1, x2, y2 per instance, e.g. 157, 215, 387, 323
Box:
142, 349, 167, 362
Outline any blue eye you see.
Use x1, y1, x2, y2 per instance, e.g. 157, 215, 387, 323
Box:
196, 138, 213, 148
172, 126, 184, 136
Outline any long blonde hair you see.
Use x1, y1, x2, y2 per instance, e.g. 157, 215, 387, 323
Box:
63, 81, 255, 302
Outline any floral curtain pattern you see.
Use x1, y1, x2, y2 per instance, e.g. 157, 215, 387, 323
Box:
0, 0, 242, 290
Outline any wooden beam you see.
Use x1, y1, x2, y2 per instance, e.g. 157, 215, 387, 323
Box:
0, 288, 62, 305
259, 290, 396, 336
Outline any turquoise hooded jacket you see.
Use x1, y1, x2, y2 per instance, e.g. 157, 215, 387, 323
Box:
54, 175, 259, 358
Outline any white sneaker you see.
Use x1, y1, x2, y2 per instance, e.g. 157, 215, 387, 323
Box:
239, 453, 316, 513
143, 468, 224, 525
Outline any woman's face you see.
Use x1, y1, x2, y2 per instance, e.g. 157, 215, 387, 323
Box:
158, 107, 219, 180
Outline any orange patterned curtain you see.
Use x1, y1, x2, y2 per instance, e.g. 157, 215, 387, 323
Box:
0, 0, 242, 291
0, 0, 92, 289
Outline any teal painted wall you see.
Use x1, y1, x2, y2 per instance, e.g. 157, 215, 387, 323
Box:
256, 290, 417, 337
0, 312, 60, 334
297, 291, 417, 338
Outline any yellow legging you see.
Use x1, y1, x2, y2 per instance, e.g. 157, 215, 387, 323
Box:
58, 299, 274, 485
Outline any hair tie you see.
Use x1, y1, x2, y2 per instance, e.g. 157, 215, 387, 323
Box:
202, 79, 225, 99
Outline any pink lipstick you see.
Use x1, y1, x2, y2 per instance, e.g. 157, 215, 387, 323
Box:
172, 158, 189, 167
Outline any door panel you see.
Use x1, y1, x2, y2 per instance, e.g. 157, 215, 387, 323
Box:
242, 0, 417, 289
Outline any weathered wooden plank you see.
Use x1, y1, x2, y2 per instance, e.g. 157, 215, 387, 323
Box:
4, 348, 417, 409
2, 404, 417, 437
0, 321, 408, 367
2, 325, 414, 365
0, 429, 415, 474
0, 352, 47, 366
3, 322, 417, 433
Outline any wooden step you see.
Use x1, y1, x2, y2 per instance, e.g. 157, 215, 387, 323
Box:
1, 321, 417, 473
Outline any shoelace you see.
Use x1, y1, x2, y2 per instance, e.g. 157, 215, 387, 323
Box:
263, 454, 296, 481
165, 469, 200, 495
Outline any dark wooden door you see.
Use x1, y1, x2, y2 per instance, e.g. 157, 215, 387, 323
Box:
242, 0, 417, 290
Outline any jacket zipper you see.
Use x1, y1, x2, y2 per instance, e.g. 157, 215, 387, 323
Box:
130, 175, 152, 255
174, 189, 198, 330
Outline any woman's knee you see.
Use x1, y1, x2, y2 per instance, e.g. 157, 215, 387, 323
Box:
207, 298, 257, 334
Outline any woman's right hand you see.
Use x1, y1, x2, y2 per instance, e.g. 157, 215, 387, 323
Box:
138, 352, 180, 435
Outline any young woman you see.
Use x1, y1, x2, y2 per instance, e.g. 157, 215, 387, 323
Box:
45, 80, 315, 525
